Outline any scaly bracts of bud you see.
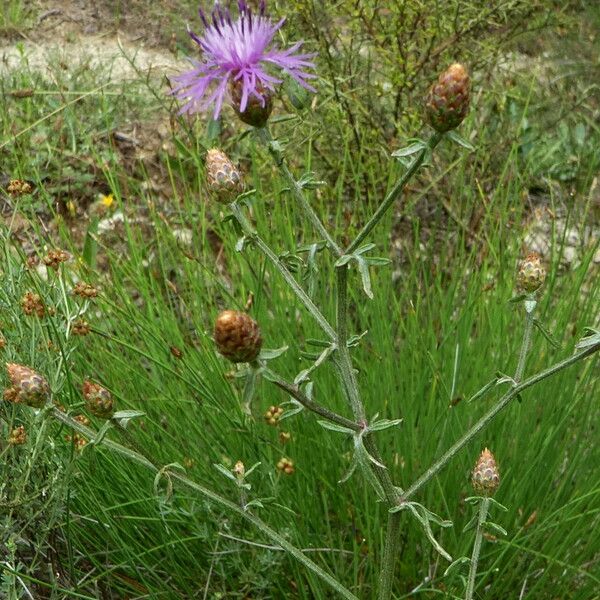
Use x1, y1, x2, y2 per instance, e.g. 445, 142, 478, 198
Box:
517, 252, 546, 293
82, 380, 115, 419
472, 448, 500, 496
425, 63, 470, 133
214, 310, 262, 363
5, 363, 50, 408
206, 149, 244, 203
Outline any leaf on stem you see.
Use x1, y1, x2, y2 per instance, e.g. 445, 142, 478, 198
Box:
533, 318, 561, 349
391, 501, 453, 561
446, 130, 475, 151
112, 410, 145, 428
391, 140, 427, 158
259, 346, 289, 360
575, 327, 600, 350
483, 521, 507, 536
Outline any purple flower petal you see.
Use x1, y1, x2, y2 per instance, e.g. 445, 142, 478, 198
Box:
170, 2, 317, 119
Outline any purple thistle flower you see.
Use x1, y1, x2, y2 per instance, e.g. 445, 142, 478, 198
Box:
170, 1, 317, 120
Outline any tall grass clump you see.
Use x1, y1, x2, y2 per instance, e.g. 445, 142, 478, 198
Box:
1, 1, 599, 598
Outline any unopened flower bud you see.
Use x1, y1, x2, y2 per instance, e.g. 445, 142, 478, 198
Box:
8, 425, 27, 445
279, 431, 291, 444
82, 380, 115, 418
264, 405, 284, 426
214, 310, 262, 363
517, 252, 546, 293
472, 448, 500, 496
42, 249, 70, 270
425, 63, 470, 132
230, 80, 273, 128
72, 282, 99, 299
7, 179, 32, 196
72, 319, 91, 336
206, 149, 244, 203
233, 460, 245, 479
276, 457, 295, 475
5, 363, 50, 408
21, 292, 45, 318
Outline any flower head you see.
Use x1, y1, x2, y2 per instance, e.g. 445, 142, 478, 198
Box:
472, 448, 500, 496
171, 1, 316, 121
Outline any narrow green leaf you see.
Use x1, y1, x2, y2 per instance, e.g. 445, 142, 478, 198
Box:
447, 130, 475, 151
391, 140, 427, 157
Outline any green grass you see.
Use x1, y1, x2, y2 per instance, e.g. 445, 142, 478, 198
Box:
1, 1, 599, 598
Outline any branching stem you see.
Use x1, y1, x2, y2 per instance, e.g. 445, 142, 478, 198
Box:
258, 127, 343, 257
401, 340, 600, 502
346, 132, 443, 254
50, 408, 360, 600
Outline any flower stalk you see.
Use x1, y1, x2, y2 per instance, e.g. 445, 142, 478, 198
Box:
465, 497, 490, 600
346, 132, 443, 254
401, 339, 600, 502
258, 127, 343, 256
50, 407, 360, 600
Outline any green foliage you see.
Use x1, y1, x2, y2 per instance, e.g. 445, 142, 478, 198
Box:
0, 1, 599, 598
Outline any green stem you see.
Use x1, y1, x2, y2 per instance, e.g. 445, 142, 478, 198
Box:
465, 498, 490, 600
377, 510, 402, 600
336, 264, 402, 600
401, 340, 600, 502
515, 302, 535, 383
346, 133, 443, 254
335, 266, 366, 421
259, 127, 343, 257
50, 408, 360, 600
262, 366, 361, 432
230, 202, 336, 339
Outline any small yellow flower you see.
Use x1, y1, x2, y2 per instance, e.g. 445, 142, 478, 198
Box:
100, 193, 115, 209
66, 200, 76, 217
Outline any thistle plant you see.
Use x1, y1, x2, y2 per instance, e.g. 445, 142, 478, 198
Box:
3, 2, 599, 598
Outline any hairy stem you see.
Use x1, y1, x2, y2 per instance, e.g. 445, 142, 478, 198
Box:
378, 511, 402, 600
50, 408, 360, 600
346, 132, 443, 254
230, 202, 336, 339
465, 498, 490, 600
515, 302, 535, 383
401, 340, 600, 501
262, 366, 361, 432
336, 264, 402, 600
259, 127, 343, 257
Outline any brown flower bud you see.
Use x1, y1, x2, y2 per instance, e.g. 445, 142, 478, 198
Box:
279, 431, 291, 444
74, 414, 91, 427
517, 252, 546, 293
425, 63, 470, 132
214, 310, 262, 363
21, 292, 45, 318
206, 149, 244, 203
72, 319, 91, 336
230, 80, 274, 128
5, 363, 50, 408
472, 448, 500, 496
42, 249, 70, 270
7, 179, 32, 196
65, 433, 87, 450
72, 282, 99, 299
8, 425, 27, 445
276, 457, 295, 475
82, 380, 115, 419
